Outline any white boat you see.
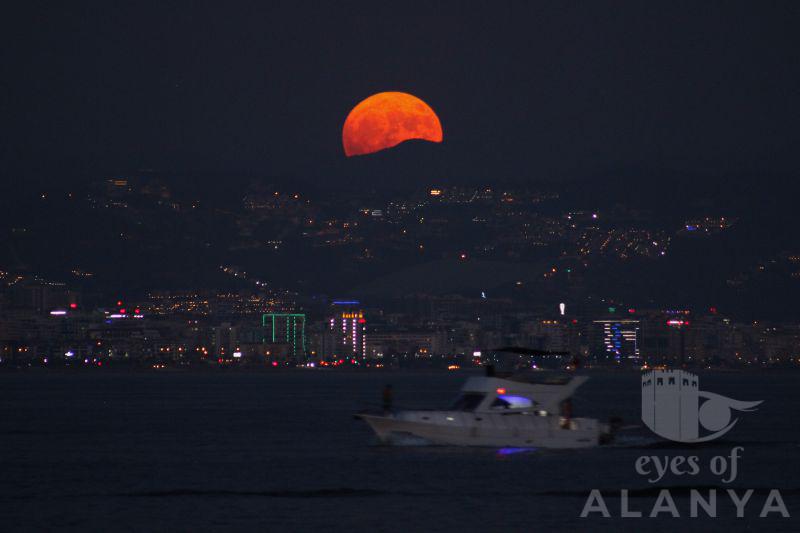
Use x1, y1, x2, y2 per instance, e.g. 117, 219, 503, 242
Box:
358, 374, 611, 448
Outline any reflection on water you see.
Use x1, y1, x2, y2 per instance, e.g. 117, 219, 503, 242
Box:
496, 447, 538, 456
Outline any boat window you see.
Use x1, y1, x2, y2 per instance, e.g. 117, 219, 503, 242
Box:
495, 394, 533, 409
448, 393, 486, 412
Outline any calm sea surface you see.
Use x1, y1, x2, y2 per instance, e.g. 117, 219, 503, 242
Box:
1, 369, 798, 531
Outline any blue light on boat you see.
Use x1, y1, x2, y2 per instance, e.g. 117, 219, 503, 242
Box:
497, 447, 538, 456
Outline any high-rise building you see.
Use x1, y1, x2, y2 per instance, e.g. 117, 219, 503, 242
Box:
528, 319, 569, 352
593, 319, 640, 362
262, 313, 306, 359
322, 301, 366, 359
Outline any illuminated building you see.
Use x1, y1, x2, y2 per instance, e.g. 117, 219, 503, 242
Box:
365, 329, 448, 358
262, 313, 306, 359
212, 323, 237, 358
323, 301, 366, 359
105, 177, 132, 197
521, 319, 571, 353
593, 319, 640, 362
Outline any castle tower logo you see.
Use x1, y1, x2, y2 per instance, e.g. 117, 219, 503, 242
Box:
641, 370, 761, 442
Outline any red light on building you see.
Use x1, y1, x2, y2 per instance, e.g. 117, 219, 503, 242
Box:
709, 307, 718, 314
358, 318, 366, 324
117, 300, 123, 306
628, 308, 636, 314
119, 308, 126, 314
134, 308, 140, 314
69, 303, 77, 309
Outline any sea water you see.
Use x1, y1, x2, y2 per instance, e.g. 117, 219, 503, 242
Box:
1, 369, 797, 531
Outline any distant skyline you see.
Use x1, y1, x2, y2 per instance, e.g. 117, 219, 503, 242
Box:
3, 2, 800, 188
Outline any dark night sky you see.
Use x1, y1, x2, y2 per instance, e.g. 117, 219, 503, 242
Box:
3, 1, 800, 187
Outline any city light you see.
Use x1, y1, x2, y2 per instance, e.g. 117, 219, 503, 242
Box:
1, 184, 792, 374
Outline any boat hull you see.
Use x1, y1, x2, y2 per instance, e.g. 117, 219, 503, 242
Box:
358, 411, 603, 449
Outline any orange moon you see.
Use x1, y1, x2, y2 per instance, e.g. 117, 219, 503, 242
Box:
342, 92, 443, 157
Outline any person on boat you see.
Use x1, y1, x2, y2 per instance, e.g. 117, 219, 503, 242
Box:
559, 398, 573, 429
382, 384, 393, 413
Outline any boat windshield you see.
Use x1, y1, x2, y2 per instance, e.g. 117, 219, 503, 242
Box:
491, 395, 534, 409
448, 393, 486, 412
